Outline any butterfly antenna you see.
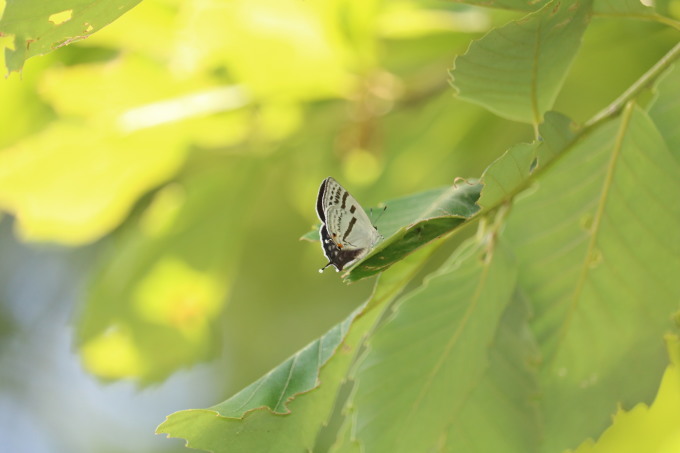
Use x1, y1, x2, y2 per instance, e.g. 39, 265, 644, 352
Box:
371, 205, 388, 227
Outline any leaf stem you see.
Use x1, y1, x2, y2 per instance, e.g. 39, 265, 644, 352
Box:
477, 40, 680, 219
592, 12, 680, 32
584, 41, 680, 129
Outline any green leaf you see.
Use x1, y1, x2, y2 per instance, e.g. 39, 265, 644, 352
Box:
345, 181, 481, 282
304, 182, 481, 282
649, 64, 680, 160
503, 105, 680, 452
77, 162, 259, 384
0, 123, 187, 245
451, 0, 592, 124
478, 111, 577, 210
156, 243, 435, 453
448, 0, 645, 13
156, 299, 376, 453
448, 0, 550, 11
444, 291, 542, 453
593, 0, 655, 15
569, 335, 680, 453
537, 110, 579, 162
333, 285, 542, 453
347, 234, 517, 452
478, 142, 540, 210
0, 0, 142, 73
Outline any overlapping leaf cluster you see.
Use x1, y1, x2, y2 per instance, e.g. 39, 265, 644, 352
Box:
2, 0, 680, 451
156, 1, 680, 452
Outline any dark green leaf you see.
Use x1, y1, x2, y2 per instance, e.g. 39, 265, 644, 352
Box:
345, 182, 481, 282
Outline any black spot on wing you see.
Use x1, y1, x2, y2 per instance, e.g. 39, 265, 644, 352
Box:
319, 225, 364, 271
316, 178, 329, 222
341, 191, 349, 209
342, 216, 357, 242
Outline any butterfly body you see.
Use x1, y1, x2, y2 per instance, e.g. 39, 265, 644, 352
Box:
316, 177, 381, 272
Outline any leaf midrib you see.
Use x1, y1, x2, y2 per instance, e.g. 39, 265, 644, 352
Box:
551, 102, 634, 363
393, 242, 496, 449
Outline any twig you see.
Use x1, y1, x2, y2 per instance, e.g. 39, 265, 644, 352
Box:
584, 41, 680, 129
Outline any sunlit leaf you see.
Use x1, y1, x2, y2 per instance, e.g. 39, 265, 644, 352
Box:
173, 0, 354, 102
157, 243, 436, 453
78, 162, 259, 384
0, 55, 260, 245
377, 3, 491, 39
451, 0, 592, 124
0, 0, 142, 73
348, 235, 517, 452
38, 57, 251, 138
0, 123, 186, 244
504, 105, 680, 452
569, 335, 680, 453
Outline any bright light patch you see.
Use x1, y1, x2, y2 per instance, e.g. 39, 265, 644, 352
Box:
81, 327, 144, 379
139, 183, 185, 237
379, 6, 489, 38
343, 149, 382, 186
49, 10, 73, 25
118, 86, 249, 133
134, 258, 224, 339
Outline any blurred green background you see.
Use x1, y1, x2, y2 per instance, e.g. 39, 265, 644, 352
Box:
0, 0, 678, 451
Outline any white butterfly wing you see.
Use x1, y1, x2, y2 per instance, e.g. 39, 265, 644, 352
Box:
316, 177, 346, 221
325, 205, 379, 250
316, 177, 381, 271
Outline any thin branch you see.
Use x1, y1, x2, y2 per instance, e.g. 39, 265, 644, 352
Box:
477, 40, 680, 218
592, 12, 680, 32
584, 41, 680, 129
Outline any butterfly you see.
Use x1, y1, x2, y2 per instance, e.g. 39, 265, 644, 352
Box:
316, 177, 382, 272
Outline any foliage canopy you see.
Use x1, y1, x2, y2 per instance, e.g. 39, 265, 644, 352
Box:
1, 0, 680, 452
